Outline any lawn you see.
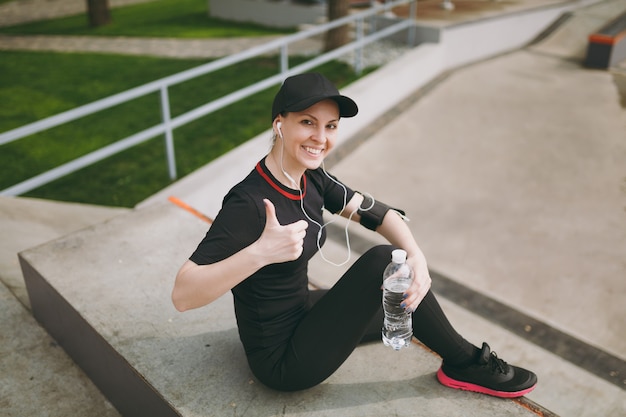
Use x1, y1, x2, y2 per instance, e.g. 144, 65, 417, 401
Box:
0, 0, 372, 207
0, 51, 365, 207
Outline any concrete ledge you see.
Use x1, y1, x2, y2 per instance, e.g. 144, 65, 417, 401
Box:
0, 196, 129, 309
19, 202, 545, 416
584, 11, 626, 67
16, 2, 602, 416
209, 0, 326, 28
20, 254, 178, 417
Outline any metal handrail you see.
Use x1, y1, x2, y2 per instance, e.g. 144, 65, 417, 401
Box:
0, 0, 416, 197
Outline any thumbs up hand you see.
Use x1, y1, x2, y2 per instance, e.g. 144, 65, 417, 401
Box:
255, 199, 308, 265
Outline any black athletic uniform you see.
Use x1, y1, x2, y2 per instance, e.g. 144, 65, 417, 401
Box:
190, 157, 475, 391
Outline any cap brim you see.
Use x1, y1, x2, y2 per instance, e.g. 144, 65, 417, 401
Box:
284, 94, 358, 118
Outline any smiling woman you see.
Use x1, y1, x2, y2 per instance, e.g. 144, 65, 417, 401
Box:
269, 101, 341, 184
267, 72, 357, 186
171, 72, 539, 397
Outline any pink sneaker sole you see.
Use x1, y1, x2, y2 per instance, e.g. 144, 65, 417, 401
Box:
437, 367, 537, 398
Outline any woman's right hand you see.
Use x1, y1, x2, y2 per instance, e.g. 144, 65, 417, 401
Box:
172, 199, 308, 311
254, 199, 308, 265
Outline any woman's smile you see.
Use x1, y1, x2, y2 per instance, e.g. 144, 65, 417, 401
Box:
270, 98, 340, 185
302, 145, 324, 156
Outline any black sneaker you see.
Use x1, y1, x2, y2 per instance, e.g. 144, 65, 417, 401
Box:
437, 342, 537, 398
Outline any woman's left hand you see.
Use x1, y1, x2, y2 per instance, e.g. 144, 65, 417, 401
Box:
402, 256, 432, 313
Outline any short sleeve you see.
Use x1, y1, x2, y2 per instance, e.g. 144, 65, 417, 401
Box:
310, 169, 355, 214
189, 189, 264, 265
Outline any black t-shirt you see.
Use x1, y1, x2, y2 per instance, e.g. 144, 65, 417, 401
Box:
190, 157, 355, 355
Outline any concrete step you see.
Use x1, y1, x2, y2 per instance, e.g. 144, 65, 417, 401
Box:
3, 1, 624, 416
0, 196, 127, 417
529, 0, 626, 61
18, 201, 551, 417
0, 279, 120, 417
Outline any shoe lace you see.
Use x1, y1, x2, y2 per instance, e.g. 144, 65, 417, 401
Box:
488, 351, 509, 374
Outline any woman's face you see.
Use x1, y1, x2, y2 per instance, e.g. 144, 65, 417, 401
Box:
274, 99, 340, 174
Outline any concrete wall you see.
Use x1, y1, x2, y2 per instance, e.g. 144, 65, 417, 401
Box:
440, 4, 577, 69
210, 0, 326, 28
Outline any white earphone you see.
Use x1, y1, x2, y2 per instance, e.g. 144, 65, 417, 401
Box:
272, 119, 377, 267
276, 122, 283, 138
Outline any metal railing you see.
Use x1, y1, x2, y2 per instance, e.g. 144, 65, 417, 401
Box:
0, 0, 416, 196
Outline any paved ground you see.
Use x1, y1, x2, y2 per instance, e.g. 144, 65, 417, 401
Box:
1, 0, 625, 416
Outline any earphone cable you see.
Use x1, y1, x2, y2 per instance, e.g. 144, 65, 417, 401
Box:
277, 133, 375, 267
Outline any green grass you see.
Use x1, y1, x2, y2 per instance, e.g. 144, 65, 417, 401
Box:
0, 0, 295, 37
0, 0, 374, 207
0, 50, 368, 207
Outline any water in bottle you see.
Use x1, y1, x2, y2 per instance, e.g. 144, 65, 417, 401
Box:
382, 249, 413, 350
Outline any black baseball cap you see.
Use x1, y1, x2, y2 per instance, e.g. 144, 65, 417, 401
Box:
271, 72, 358, 121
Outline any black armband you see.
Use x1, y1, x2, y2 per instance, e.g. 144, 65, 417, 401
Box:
357, 193, 406, 231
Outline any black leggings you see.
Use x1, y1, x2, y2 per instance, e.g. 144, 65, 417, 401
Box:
246, 245, 476, 391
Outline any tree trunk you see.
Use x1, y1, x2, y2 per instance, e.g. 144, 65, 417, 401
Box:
324, 0, 350, 52
86, 0, 111, 27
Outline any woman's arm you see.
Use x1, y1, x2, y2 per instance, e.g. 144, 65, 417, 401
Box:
341, 193, 432, 312
375, 210, 432, 312
172, 199, 308, 312
173, 254, 260, 312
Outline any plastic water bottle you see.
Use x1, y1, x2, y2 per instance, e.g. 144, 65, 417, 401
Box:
382, 249, 413, 350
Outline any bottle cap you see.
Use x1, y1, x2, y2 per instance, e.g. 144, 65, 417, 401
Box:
391, 249, 407, 264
